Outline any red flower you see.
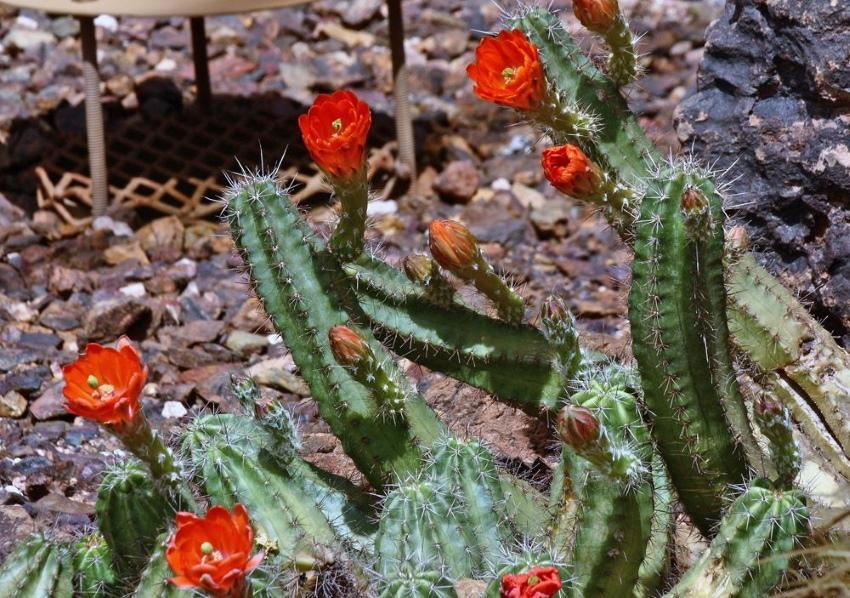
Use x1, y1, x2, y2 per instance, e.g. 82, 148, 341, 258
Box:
572, 0, 621, 34
298, 90, 371, 180
542, 145, 603, 200
467, 30, 546, 111
428, 220, 480, 274
167, 504, 264, 597
328, 325, 371, 366
62, 336, 147, 427
500, 566, 563, 598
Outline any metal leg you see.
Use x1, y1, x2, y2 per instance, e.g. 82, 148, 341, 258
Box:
79, 16, 109, 218
386, 0, 416, 176
190, 17, 212, 110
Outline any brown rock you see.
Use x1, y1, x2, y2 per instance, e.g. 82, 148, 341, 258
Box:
83, 298, 153, 342
0, 390, 27, 418
35, 492, 95, 515
103, 240, 150, 266
136, 216, 184, 259
158, 320, 225, 345
48, 265, 90, 296
29, 382, 65, 420
433, 161, 480, 204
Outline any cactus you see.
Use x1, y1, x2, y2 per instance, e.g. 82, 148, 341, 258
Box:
131, 534, 191, 598
224, 173, 443, 486
483, 550, 568, 598
628, 169, 751, 535
665, 480, 808, 597
96, 460, 174, 583
0, 534, 74, 598
379, 565, 458, 598
74, 533, 117, 596
183, 413, 377, 560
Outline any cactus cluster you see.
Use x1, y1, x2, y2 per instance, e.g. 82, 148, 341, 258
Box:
6, 1, 850, 596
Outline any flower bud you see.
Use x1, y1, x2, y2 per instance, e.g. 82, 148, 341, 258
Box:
556, 404, 600, 448
540, 297, 568, 323
680, 186, 709, 215
403, 255, 434, 284
428, 220, 480, 274
328, 326, 371, 366
541, 145, 604, 200
572, 0, 621, 35
727, 226, 750, 252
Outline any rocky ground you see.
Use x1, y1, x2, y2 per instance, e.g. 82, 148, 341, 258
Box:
0, 0, 720, 557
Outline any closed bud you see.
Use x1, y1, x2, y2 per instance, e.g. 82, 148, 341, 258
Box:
556, 404, 600, 448
572, 0, 621, 34
727, 226, 750, 252
328, 326, 371, 366
403, 255, 435, 283
428, 220, 480, 273
541, 145, 603, 200
540, 297, 568, 323
680, 186, 709, 215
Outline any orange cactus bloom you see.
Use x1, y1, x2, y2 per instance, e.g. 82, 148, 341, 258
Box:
62, 336, 147, 427
298, 90, 372, 180
467, 29, 546, 111
541, 145, 603, 200
428, 219, 480, 274
572, 0, 620, 34
167, 504, 264, 597
500, 566, 563, 598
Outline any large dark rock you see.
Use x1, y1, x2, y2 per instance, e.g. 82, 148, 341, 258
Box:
676, 0, 850, 346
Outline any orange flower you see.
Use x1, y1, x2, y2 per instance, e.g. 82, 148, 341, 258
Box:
62, 336, 147, 427
500, 566, 563, 598
572, 0, 621, 34
428, 220, 480, 274
542, 145, 603, 199
167, 504, 264, 597
298, 90, 371, 180
467, 30, 545, 111
328, 325, 371, 366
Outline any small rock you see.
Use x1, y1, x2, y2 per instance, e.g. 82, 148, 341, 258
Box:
246, 358, 310, 396
136, 216, 184, 258
119, 282, 147, 299
93, 14, 118, 32
511, 182, 546, 210
0, 366, 49, 396
366, 199, 398, 217
92, 216, 133, 237
3, 301, 37, 322
155, 57, 177, 72
84, 298, 152, 342
225, 330, 269, 356
455, 578, 488, 598
433, 160, 480, 204
39, 301, 82, 331
0, 391, 27, 418
104, 240, 150, 265
35, 492, 95, 515
48, 266, 90, 295
161, 401, 188, 419
3, 29, 55, 51
160, 320, 225, 345
530, 198, 574, 239
17, 332, 61, 351
341, 0, 382, 27
29, 382, 65, 420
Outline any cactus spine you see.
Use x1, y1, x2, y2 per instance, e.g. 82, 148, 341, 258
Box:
0, 534, 74, 598
665, 480, 808, 597
96, 460, 174, 583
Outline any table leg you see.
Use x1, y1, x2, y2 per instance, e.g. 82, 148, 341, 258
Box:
190, 17, 212, 110
386, 0, 416, 176
79, 16, 109, 218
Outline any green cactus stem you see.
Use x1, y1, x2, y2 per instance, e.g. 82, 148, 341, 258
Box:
74, 533, 118, 596
665, 480, 809, 598
753, 394, 801, 489
330, 178, 370, 262
183, 413, 377, 559
539, 297, 584, 384
96, 460, 174, 583
726, 250, 850, 477
629, 169, 751, 535
634, 455, 674, 598
601, 17, 638, 87
344, 256, 565, 412
131, 534, 191, 598
0, 534, 74, 598
484, 552, 569, 598
225, 172, 443, 486
379, 565, 458, 598
403, 255, 456, 307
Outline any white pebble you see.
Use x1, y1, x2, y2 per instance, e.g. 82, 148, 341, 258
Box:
161, 401, 187, 419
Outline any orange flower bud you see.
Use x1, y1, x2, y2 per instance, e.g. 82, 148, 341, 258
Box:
500, 566, 563, 598
681, 186, 709, 214
573, 0, 621, 34
166, 504, 263, 597
328, 325, 371, 366
62, 336, 147, 428
467, 30, 546, 111
428, 220, 480, 274
556, 404, 600, 448
298, 90, 371, 180
542, 145, 603, 200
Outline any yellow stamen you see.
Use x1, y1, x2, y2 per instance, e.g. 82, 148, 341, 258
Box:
87, 375, 99, 389
331, 118, 343, 133
502, 67, 517, 84
528, 575, 539, 585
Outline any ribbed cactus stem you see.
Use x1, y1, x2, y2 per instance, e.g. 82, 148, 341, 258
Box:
73, 534, 117, 596
464, 262, 525, 324
0, 534, 74, 598
330, 177, 370, 262
603, 17, 637, 87
754, 394, 801, 489
118, 417, 196, 510
539, 297, 583, 383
